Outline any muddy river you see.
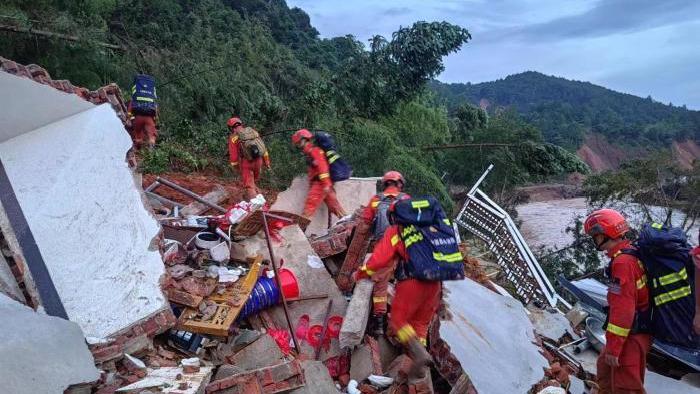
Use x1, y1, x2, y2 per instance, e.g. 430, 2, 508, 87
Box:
516, 197, 699, 252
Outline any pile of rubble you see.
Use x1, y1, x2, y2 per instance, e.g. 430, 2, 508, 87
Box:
13, 56, 698, 394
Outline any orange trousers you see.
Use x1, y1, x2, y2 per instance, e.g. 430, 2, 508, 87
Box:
596, 334, 652, 393
239, 158, 263, 200
302, 181, 345, 218
389, 279, 441, 344
132, 115, 157, 147
371, 258, 397, 315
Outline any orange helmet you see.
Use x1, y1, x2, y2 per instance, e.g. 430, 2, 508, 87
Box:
584, 209, 629, 239
291, 128, 313, 145
227, 117, 242, 128
382, 171, 404, 186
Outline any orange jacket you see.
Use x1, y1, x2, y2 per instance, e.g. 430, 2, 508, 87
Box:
360, 186, 410, 224
228, 133, 270, 167
605, 240, 650, 357
302, 144, 331, 187
364, 225, 407, 274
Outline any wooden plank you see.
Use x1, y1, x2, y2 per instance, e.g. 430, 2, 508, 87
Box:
177, 256, 262, 336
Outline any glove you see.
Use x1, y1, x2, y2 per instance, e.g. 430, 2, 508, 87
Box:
353, 265, 372, 281
230, 162, 239, 168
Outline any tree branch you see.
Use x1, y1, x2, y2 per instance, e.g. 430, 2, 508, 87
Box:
0, 23, 124, 50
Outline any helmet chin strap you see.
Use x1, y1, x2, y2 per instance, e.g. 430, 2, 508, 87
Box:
594, 236, 611, 251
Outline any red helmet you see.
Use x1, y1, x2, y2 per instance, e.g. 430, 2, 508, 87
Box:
584, 209, 629, 239
382, 171, 405, 186
227, 117, 242, 128
291, 129, 313, 145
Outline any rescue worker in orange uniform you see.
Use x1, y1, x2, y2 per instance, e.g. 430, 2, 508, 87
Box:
127, 100, 158, 149
584, 209, 651, 394
355, 203, 437, 380
359, 171, 410, 336
291, 129, 347, 219
228, 117, 270, 200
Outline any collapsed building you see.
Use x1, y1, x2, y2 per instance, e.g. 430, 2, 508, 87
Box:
1, 57, 698, 394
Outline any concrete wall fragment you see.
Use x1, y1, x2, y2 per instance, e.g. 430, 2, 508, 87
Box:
0, 72, 168, 341
272, 176, 376, 236
0, 293, 100, 394
441, 278, 548, 393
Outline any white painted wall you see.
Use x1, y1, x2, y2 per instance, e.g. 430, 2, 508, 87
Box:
0, 72, 94, 143
0, 90, 167, 340
441, 279, 548, 393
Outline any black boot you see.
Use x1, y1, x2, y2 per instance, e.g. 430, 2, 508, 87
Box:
371, 314, 386, 337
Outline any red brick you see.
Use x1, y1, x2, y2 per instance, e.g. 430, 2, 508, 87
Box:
91, 345, 122, 363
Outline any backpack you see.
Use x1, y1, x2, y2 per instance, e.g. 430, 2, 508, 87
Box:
238, 127, 267, 161
372, 192, 407, 240
622, 223, 699, 349
313, 131, 352, 183
392, 197, 465, 282
130, 74, 157, 116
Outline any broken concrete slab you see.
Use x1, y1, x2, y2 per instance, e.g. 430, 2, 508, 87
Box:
115, 366, 213, 393
646, 371, 700, 393
440, 278, 548, 393
271, 176, 376, 236
0, 74, 168, 341
340, 279, 373, 349
206, 360, 305, 393
528, 307, 578, 342
289, 360, 341, 394
350, 343, 378, 382
0, 293, 100, 394
240, 225, 348, 358
226, 333, 285, 371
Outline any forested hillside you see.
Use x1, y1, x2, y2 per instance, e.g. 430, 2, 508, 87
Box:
431, 72, 700, 150
0, 0, 588, 210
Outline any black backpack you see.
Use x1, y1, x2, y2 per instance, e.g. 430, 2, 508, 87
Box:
130, 74, 157, 116
622, 223, 699, 348
392, 197, 465, 282
372, 192, 407, 240
313, 131, 352, 183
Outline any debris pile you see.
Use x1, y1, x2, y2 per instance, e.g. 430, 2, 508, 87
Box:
6, 57, 699, 394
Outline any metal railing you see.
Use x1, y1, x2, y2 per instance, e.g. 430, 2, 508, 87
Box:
455, 165, 570, 309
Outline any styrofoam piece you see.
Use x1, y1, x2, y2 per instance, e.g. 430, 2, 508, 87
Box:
441, 278, 548, 393
115, 366, 213, 393
306, 255, 324, 269
0, 293, 100, 394
0, 92, 167, 340
210, 242, 230, 262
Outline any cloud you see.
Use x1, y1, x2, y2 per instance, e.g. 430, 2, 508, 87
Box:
512, 0, 700, 41
286, 0, 700, 108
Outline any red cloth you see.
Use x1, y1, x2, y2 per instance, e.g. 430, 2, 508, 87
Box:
131, 115, 157, 147
604, 241, 650, 357
364, 225, 441, 342
229, 132, 269, 199
302, 181, 345, 218
389, 279, 441, 343
596, 333, 652, 393
370, 258, 398, 315
360, 186, 410, 223
302, 144, 332, 187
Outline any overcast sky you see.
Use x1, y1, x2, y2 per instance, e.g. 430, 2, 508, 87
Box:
287, 0, 700, 109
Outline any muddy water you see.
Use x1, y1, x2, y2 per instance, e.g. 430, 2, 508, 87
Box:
516, 198, 699, 252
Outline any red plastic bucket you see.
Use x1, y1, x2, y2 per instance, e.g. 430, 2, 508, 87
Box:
279, 268, 300, 299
